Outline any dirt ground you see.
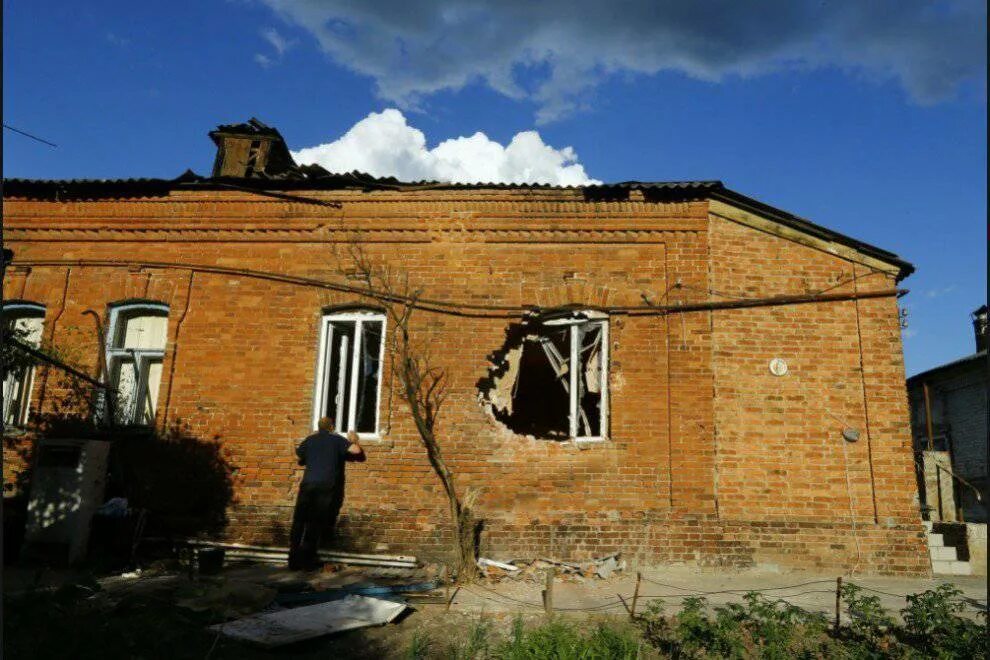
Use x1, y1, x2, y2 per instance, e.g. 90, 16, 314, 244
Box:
4, 561, 987, 659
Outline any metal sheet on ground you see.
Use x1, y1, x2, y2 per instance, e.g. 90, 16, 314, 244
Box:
209, 594, 406, 647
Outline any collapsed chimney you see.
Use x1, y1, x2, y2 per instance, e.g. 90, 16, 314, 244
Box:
973, 305, 988, 352
209, 118, 297, 178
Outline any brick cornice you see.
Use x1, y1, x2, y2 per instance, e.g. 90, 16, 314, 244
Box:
2, 194, 706, 221
3, 226, 695, 243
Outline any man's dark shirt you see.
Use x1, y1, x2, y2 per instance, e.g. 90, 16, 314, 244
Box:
296, 429, 351, 489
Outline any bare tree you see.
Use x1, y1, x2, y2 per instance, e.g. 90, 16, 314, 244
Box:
345, 246, 479, 582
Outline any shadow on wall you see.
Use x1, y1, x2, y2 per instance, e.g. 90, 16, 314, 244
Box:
108, 420, 236, 539
5, 366, 237, 564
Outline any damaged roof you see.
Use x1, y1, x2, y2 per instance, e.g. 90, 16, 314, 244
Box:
209, 117, 285, 141
0, 172, 723, 197
2, 118, 913, 279
2, 173, 913, 278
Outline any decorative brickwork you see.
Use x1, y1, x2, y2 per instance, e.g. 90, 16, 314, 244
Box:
1, 188, 930, 574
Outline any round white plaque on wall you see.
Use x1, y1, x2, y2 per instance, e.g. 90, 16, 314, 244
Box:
769, 358, 788, 376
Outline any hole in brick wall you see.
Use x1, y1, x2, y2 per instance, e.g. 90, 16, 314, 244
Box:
477, 310, 606, 440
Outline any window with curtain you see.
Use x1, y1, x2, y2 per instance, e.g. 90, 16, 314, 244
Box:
105, 303, 169, 425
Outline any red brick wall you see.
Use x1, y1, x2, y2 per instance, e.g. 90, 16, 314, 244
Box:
1, 189, 929, 574
708, 217, 928, 573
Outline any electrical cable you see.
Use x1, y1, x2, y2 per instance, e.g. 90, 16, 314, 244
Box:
10, 258, 905, 320
3, 123, 58, 148
461, 579, 981, 613
639, 576, 835, 595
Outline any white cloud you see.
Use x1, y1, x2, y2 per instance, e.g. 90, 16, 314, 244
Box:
105, 32, 130, 48
291, 109, 600, 185
262, 27, 292, 56
924, 285, 957, 299
260, 0, 986, 122
255, 27, 295, 68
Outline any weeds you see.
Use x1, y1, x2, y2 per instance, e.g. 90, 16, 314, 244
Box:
638, 592, 836, 659
900, 584, 988, 658
7, 575, 986, 659
403, 585, 987, 658
495, 617, 639, 660
407, 615, 641, 659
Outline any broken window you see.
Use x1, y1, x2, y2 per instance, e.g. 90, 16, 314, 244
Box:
482, 311, 609, 441
2, 302, 46, 427
105, 303, 169, 426
313, 311, 386, 436
244, 140, 262, 177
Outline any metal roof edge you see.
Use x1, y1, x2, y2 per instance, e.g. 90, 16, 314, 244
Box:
906, 350, 987, 383
710, 187, 915, 281
2, 176, 912, 280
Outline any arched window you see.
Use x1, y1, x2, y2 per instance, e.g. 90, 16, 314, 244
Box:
313, 310, 386, 436
105, 302, 169, 425
2, 302, 46, 427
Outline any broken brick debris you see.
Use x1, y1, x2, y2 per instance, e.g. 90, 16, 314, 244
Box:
476, 553, 625, 582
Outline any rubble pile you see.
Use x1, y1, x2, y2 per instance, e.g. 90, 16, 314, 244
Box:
477, 553, 625, 583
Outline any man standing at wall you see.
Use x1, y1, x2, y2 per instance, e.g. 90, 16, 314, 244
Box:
289, 417, 365, 570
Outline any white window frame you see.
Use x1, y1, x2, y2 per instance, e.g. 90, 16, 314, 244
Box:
105, 302, 170, 426
312, 310, 387, 439
2, 302, 46, 428
541, 311, 610, 442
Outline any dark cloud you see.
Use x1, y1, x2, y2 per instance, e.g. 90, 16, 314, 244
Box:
262, 0, 986, 121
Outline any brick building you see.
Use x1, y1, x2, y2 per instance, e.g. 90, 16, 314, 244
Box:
2, 120, 931, 575
907, 306, 988, 523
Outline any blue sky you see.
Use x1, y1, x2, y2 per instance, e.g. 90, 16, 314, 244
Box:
3, 0, 986, 375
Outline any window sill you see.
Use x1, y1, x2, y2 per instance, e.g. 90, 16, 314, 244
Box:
311, 431, 394, 447
572, 437, 608, 446
354, 434, 393, 447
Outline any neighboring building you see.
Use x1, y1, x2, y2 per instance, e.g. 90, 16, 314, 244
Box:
1, 119, 931, 575
907, 306, 989, 523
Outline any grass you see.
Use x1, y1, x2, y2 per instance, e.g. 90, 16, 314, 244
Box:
406, 584, 988, 659
406, 616, 643, 660
4, 573, 987, 659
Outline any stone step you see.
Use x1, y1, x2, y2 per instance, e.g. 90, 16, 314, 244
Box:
929, 545, 958, 562
932, 559, 972, 576
927, 533, 945, 547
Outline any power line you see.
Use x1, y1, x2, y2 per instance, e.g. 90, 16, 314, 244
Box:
11, 258, 905, 320
3, 123, 58, 148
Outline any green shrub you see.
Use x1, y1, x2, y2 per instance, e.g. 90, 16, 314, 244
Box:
900, 584, 988, 659
838, 582, 901, 658
638, 592, 837, 659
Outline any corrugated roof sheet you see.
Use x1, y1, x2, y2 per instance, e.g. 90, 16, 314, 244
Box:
1, 173, 912, 278
1, 172, 724, 196
213, 169, 724, 192
210, 117, 283, 139
907, 350, 987, 382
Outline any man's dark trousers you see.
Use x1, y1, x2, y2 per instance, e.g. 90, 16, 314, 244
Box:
288, 483, 339, 570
